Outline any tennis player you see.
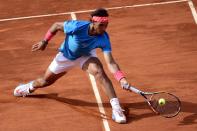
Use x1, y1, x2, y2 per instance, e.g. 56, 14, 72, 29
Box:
14, 8, 130, 124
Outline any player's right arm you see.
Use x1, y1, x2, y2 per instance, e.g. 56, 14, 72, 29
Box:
32, 22, 64, 52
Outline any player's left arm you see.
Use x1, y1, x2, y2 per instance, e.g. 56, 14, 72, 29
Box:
103, 52, 130, 89
32, 22, 64, 52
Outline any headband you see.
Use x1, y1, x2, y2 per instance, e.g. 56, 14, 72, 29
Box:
92, 16, 109, 22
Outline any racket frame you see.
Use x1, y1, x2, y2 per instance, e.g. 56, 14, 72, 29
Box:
128, 86, 181, 118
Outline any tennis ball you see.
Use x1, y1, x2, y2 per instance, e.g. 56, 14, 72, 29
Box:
158, 98, 166, 106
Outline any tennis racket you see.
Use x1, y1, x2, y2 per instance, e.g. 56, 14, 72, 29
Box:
128, 85, 181, 118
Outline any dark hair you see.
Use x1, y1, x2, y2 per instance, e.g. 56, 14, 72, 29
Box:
90, 8, 109, 17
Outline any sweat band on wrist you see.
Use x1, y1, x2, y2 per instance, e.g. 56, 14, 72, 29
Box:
114, 71, 125, 81
43, 30, 56, 42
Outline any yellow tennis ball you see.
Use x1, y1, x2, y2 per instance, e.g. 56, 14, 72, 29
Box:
158, 98, 166, 106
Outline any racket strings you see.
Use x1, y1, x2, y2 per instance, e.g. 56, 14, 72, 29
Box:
149, 93, 181, 117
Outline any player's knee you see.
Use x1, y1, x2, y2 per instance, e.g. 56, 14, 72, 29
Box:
90, 64, 104, 79
84, 57, 105, 79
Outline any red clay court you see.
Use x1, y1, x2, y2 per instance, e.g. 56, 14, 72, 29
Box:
0, 0, 197, 131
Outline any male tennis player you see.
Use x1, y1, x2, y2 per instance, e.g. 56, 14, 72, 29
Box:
14, 8, 130, 124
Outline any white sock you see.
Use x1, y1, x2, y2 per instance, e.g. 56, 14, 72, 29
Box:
29, 81, 35, 91
110, 98, 121, 110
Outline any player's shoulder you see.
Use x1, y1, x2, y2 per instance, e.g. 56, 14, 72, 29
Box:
99, 32, 110, 40
64, 20, 90, 28
103, 32, 110, 38
63, 20, 90, 33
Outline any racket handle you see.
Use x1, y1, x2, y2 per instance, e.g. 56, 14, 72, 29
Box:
129, 86, 142, 94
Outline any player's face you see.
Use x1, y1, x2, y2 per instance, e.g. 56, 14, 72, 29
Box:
93, 22, 108, 35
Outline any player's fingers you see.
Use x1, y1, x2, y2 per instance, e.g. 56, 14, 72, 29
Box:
32, 42, 46, 52
32, 44, 38, 48
32, 46, 37, 50
32, 48, 38, 52
121, 83, 130, 90
32, 45, 39, 52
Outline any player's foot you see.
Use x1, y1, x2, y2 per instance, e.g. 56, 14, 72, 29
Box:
14, 82, 34, 97
112, 108, 127, 124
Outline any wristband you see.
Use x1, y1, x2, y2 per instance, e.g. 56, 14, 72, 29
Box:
43, 30, 56, 42
114, 71, 125, 81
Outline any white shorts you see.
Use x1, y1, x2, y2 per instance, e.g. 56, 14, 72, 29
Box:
49, 50, 97, 74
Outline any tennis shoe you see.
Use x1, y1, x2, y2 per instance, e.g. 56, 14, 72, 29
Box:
14, 82, 33, 97
112, 108, 126, 124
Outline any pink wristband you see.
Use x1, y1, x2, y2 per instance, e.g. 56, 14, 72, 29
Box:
114, 71, 125, 81
44, 30, 56, 42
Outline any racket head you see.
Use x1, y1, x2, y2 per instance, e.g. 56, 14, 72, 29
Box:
144, 92, 181, 118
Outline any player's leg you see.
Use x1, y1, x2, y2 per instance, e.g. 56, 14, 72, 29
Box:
81, 56, 126, 124
14, 69, 66, 97
14, 52, 72, 97
82, 57, 116, 99
31, 69, 66, 90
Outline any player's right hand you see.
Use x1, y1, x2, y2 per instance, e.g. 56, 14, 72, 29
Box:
120, 78, 131, 91
121, 83, 130, 90
32, 40, 48, 52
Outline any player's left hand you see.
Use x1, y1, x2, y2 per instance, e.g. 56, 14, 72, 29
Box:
32, 40, 48, 52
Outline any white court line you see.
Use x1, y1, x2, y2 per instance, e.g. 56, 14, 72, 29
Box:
0, 0, 188, 22
70, 12, 111, 131
187, 0, 197, 24
88, 74, 111, 131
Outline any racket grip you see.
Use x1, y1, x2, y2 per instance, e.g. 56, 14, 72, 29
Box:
129, 86, 141, 94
